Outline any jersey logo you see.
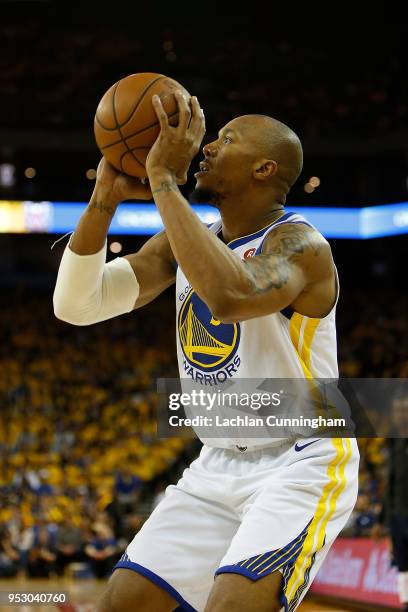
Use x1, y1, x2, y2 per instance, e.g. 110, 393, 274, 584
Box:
294, 439, 321, 452
178, 290, 240, 372
243, 247, 256, 259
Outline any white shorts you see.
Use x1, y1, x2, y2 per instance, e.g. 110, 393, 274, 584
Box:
114, 438, 359, 611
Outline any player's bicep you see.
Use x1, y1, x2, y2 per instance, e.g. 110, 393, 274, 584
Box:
216, 224, 329, 322
124, 230, 176, 309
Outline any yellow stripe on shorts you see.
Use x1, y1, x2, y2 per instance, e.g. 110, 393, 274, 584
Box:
285, 438, 351, 604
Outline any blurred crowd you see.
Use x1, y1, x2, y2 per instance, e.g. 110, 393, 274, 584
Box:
0, 286, 406, 578
339, 290, 408, 378
0, 17, 406, 139
0, 289, 198, 578
337, 291, 408, 539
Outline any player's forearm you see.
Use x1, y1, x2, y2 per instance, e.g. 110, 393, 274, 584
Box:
69, 186, 119, 255
150, 172, 251, 316
53, 185, 139, 325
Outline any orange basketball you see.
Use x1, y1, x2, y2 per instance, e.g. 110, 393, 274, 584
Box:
94, 72, 190, 177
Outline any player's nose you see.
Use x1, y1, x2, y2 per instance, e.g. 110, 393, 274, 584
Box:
203, 141, 217, 158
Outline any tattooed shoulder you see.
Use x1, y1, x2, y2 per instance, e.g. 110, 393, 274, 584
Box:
243, 224, 329, 295
262, 223, 325, 259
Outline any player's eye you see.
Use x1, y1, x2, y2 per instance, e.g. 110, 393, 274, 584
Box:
223, 136, 232, 144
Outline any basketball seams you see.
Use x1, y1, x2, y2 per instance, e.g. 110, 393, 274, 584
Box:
94, 72, 187, 177
120, 149, 147, 171
94, 81, 121, 131
118, 74, 164, 128
112, 76, 171, 172
99, 110, 179, 151
95, 112, 116, 132
112, 83, 133, 172
95, 75, 165, 132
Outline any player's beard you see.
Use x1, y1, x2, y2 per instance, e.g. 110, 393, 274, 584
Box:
189, 187, 224, 208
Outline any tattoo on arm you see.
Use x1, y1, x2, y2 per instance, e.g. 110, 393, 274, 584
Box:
244, 255, 291, 293
152, 180, 178, 195
244, 225, 323, 294
88, 201, 116, 216
265, 227, 323, 258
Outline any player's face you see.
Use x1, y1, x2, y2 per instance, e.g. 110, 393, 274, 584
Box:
194, 118, 258, 203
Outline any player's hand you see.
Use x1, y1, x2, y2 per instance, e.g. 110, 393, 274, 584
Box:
146, 91, 206, 185
95, 158, 152, 203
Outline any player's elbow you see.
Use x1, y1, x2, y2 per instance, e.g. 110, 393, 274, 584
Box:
211, 292, 285, 323
210, 296, 241, 324
209, 281, 262, 322
53, 298, 94, 326
54, 310, 93, 326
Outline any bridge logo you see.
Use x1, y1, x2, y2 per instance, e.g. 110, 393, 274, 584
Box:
178, 290, 240, 372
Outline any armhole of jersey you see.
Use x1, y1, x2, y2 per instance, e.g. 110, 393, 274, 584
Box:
281, 266, 339, 321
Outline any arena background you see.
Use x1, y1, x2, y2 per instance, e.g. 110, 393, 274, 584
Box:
0, 2, 407, 610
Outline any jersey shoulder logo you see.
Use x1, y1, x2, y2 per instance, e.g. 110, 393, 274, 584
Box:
243, 247, 256, 259
178, 289, 240, 372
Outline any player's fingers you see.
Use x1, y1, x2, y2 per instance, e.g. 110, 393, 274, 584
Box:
175, 90, 192, 133
152, 95, 169, 132
190, 97, 206, 140
199, 107, 206, 139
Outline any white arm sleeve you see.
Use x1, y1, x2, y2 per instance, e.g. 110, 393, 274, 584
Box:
53, 237, 139, 326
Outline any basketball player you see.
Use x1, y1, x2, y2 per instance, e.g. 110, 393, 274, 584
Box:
53, 91, 359, 611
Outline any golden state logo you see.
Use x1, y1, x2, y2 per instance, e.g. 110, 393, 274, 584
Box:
178, 289, 241, 385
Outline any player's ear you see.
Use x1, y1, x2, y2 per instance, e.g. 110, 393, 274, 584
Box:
252, 159, 278, 181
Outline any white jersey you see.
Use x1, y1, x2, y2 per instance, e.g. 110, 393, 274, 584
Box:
118, 214, 356, 612
175, 212, 339, 449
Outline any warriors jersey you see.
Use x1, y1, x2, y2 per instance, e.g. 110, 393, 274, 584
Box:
175, 212, 339, 449
116, 217, 356, 612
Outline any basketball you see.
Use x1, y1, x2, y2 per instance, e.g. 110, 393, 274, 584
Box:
94, 72, 190, 177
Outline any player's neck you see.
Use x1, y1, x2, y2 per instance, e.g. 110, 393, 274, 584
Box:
219, 206, 285, 244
